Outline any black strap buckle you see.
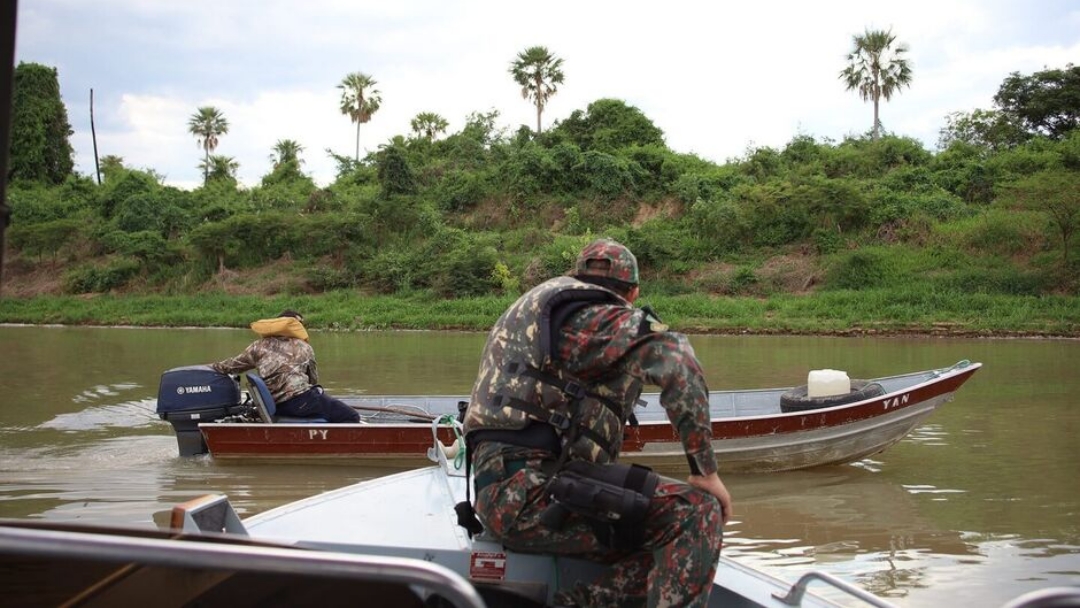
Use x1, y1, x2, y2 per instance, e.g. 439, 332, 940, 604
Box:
548, 411, 571, 431
563, 381, 586, 400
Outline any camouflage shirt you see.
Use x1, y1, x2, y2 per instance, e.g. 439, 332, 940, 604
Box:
555, 300, 718, 475
211, 336, 318, 403
468, 277, 718, 476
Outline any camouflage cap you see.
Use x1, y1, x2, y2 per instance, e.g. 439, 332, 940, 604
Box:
574, 238, 639, 285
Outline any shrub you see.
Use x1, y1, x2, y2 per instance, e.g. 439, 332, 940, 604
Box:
951, 209, 1046, 257
490, 261, 520, 295
823, 250, 893, 290
357, 247, 425, 294
735, 181, 814, 247
687, 197, 748, 256
8, 177, 94, 224
98, 169, 159, 219
729, 266, 759, 294
813, 228, 843, 254
576, 151, 635, 199
504, 143, 557, 198
433, 169, 489, 212
250, 177, 318, 211
64, 258, 141, 293
941, 266, 1051, 296
8, 218, 82, 260
431, 240, 499, 298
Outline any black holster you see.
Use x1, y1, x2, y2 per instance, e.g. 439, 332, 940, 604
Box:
540, 460, 659, 550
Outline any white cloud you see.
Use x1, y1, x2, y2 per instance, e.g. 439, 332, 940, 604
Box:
14, 0, 1080, 189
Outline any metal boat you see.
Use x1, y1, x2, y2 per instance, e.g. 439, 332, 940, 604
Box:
159, 361, 981, 473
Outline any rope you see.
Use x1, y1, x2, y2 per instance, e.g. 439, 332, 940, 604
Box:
933, 359, 972, 378
438, 414, 466, 470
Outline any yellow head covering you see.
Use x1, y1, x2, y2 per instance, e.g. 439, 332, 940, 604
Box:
250, 315, 309, 342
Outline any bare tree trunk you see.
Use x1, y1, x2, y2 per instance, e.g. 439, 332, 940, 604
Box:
872, 97, 881, 140
355, 121, 361, 161
90, 88, 101, 185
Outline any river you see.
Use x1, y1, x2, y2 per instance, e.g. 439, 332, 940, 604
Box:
0, 326, 1077, 606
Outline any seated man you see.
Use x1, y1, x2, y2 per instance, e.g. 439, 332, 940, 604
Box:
210, 310, 359, 423
463, 239, 731, 607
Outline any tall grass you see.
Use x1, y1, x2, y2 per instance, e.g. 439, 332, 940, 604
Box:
2, 290, 1076, 336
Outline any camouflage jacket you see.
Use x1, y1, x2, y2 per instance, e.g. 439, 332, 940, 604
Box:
466, 276, 718, 476
211, 336, 318, 403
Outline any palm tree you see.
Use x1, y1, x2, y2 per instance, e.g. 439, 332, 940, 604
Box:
840, 28, 913, 140
188, 106, 229, 185
337, 72, 382, 161
198, 154, 239, 184
509, 46, 564, 134
270, 139, 305, 168
410, 112, 449, 140
99, 155, 124, 181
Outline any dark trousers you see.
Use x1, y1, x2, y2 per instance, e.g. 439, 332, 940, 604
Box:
277, 388, 360, 423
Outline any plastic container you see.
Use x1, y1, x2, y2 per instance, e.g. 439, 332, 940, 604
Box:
807, 369, 850, 398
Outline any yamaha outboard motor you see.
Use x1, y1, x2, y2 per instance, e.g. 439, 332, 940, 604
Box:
157, 366, 245, 456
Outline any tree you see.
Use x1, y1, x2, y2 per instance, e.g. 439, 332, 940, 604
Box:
263, 140, 310, 188
197, 154, 239, 186
99, 155, 125, 181
337, 72, 382, 161
994, 64, 1080, 140
270, 139, 304, 167
410, 112, 449, 140
509, 46, 565, 134
1003, 170, 1080, 267
376, 137, 417, 197
840, 28, 913, 140
188, 106, 229, 186
9, 62, 74, 184
937, 109, 1029, 151
555, 98, 665, 152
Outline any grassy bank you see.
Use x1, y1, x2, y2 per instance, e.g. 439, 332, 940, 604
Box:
2, 289, 1077, 337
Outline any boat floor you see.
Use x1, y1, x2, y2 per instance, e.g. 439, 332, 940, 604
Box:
240, 461, 875, 607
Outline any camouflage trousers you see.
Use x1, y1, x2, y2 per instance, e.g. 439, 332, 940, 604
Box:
474, 452, 723, 608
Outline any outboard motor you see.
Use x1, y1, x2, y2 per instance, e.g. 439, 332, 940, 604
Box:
157, 366, 245, 456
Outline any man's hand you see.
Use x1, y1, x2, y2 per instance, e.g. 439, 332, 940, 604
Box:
688, 472, 733, 525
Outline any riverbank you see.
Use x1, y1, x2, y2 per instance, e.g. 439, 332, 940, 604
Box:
2, 289, 1077, 338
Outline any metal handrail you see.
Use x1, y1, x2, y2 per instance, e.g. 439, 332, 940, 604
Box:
772, 570, 896, 607
1000, 587, 1080, 608
0, 525, 486, 608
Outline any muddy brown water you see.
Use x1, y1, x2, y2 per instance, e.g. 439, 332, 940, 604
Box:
0, 326, 1077, 606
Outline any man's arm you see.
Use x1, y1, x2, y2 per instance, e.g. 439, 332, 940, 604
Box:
559, 305, 733, 518
210, 342, 258, 375
622, 330, 718, 474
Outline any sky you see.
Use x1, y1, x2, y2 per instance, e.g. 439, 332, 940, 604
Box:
13, 0, 1080, 190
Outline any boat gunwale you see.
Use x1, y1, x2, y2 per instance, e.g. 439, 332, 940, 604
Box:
198, 363, 981, 431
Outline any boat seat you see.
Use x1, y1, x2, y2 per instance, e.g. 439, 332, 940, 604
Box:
245, 373, 328, 424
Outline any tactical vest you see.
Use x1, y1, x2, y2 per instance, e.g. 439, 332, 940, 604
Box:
464, 276, 644, 464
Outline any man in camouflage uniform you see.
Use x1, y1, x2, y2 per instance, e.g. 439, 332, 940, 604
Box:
210, 310, 360, 423
463, 239, 732, 607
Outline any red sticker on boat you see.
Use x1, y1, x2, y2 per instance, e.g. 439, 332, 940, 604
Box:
469, 551, 506, 581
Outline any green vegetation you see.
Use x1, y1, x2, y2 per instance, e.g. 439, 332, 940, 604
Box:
8, 63, 73, 184
3, 57, 1080, 337
0, 288, 1076, 336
